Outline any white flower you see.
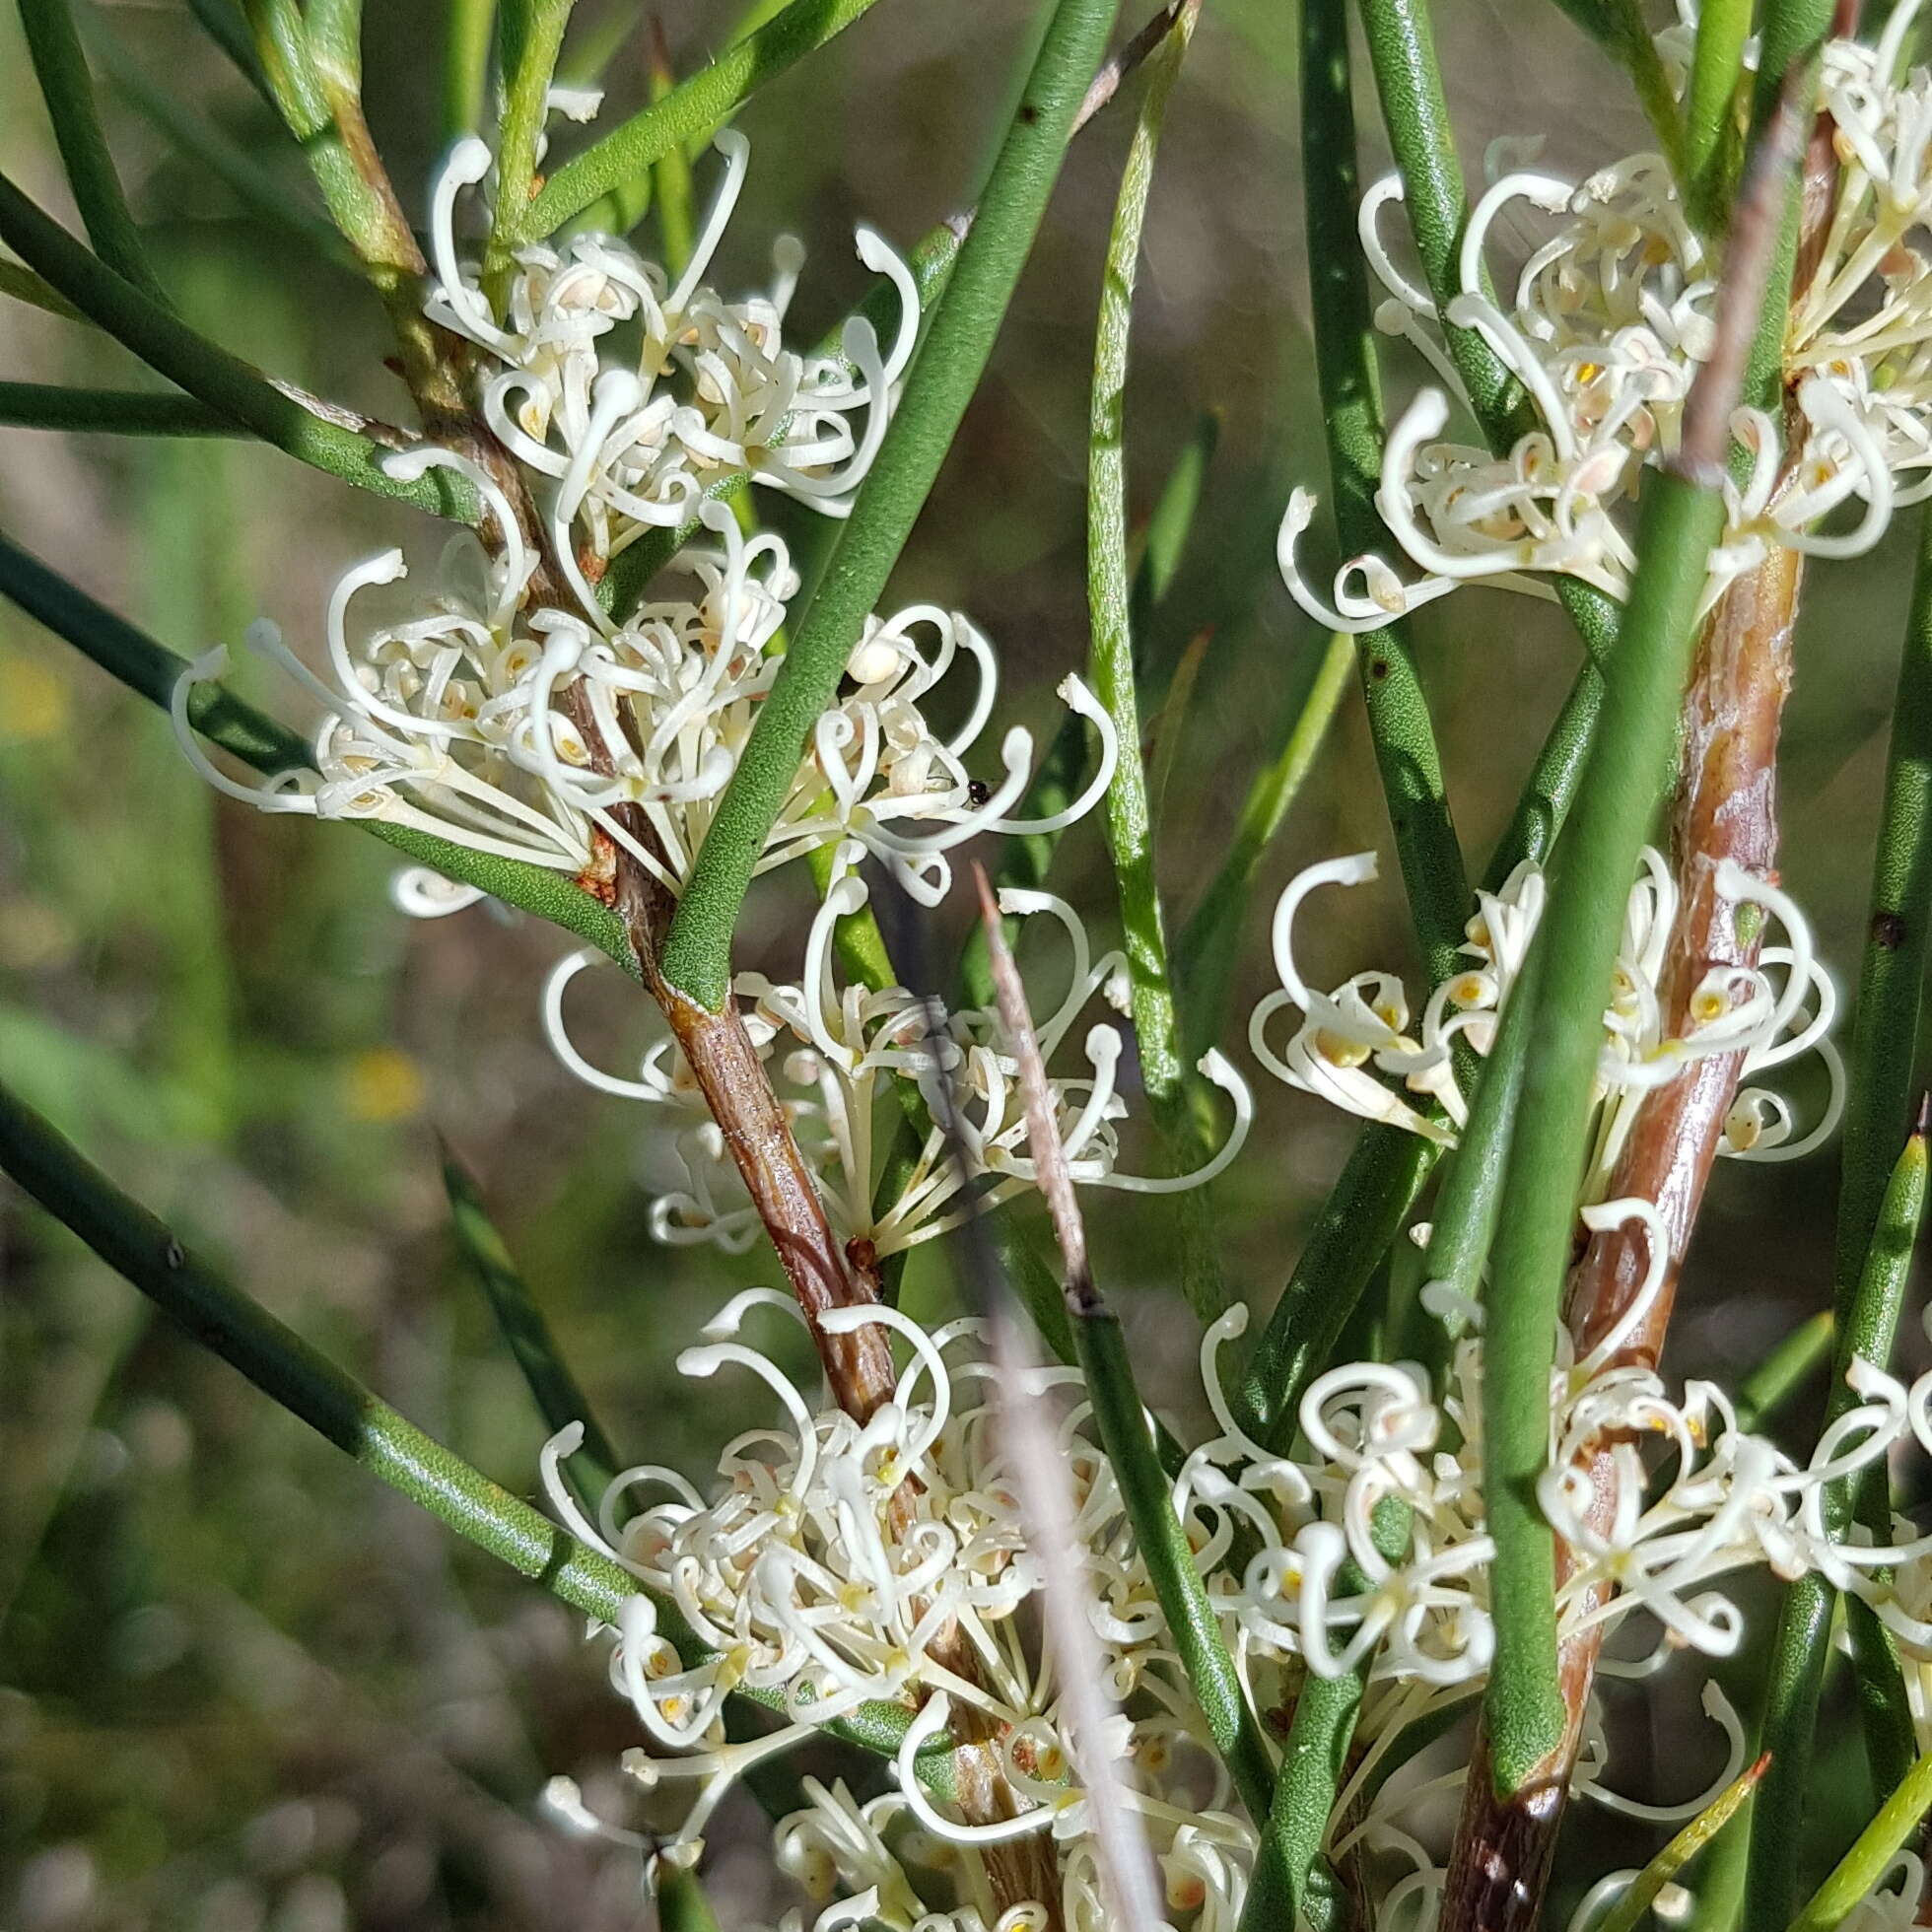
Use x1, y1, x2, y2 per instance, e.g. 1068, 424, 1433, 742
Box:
1282, 0, 1932, 630
428, 128, 921, 578
1249, 847, 1843, 1200
543, 842, 1252, 1253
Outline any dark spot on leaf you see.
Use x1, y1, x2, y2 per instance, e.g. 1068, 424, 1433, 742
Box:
1875, 910, 1907, 950
1369, 657, 1391, 680
1018, 103, 1039, 123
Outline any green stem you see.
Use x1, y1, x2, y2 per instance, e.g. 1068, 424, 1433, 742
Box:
0, 1078, 951, 1780
1177, 632, 1353, 1053
658, 0, 1121, 1012
1087, 0, 1224, 1318
0, 534, 633, 971
520, 0, 892, 242
0, 383, 237, 435
442, 1145, 619, 1509
20, 0, 169, 306
1073, 1306, 1276, 1825
0, 172, 472, 520
1484, 467, 1726, 1795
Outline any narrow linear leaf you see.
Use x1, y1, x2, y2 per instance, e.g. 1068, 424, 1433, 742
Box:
1745, 1121, 1929, 1932
1594, 1752, 1768, 1932
0, 172, 472, 520
20, 0, 169, 305
442, 1145, 620, 1507
0, 533, 634, 970
1786, 1747, 1932, 1932
1086, 0, 1224, 1318
1241, 1497, 1413, 1932
658, 0, 1123, 1011
0, 383, 238, 436
0, 1077, 952, 1780
521, 0, 891, 241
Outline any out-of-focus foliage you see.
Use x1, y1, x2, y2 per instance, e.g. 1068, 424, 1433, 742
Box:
0, 1, 1920, 1926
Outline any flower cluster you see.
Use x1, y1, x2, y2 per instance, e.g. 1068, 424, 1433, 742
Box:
172, 138, 1111, 916
430, 126, 919, 568
541, 1271, 1932, 1932
544, 841, 1250, 1255
1249, 847, 1840, 1202
541, 1292, 1254, 1931
1278, 0, 1932, 630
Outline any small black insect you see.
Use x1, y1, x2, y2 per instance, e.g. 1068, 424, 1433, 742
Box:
967, 779, 992, 807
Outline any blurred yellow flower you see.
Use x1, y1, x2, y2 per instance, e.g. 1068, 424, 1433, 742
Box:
343, 1046, 425, 1123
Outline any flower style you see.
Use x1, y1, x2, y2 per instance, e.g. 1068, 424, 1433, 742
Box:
1249, 847, 1842, 1199
542, 841, 1251, 1252
1279, 0, 1932, 631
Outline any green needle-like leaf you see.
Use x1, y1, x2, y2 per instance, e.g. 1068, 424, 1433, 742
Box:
442, 1145, 620, 1510
20, 0, 170, 306
1484, 464, 1725, 1793
442, 0, 497, 141
0, 534, 634, 971
0, 172, 474, 520
1307, 0, 1468, 987
488, 0, 579, 277
1086, 0, 1225, 1319
1594, 1752, 1768, 1932
1786, 1746, 1932, 1932
1177, 631, 1353, 1053
1075, 1307, 1276, 1825
0, 1079, 641, 1624
1241, 1497, 1413, 1932
1744, 1120, 1929, 1932
519, 0, 891, 242
0, 1077, 952, 1780
0, 383, 237, 436
658, 0, 1122, 1011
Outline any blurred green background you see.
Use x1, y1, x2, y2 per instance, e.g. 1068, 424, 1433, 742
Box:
0, 0, 1918, 1925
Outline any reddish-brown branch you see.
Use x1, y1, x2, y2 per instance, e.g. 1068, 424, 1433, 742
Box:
1439, 541, 1802, 1929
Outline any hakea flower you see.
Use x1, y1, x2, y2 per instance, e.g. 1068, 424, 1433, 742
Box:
1280, 0, 1932, 630
1249, 848, 1842, 1201
543, 842, 1252, 1251
174, 470, 1114, 910
428, 127, 921, 575
536, 1293, 1257, 1929
534, 1272, 1932, 1928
